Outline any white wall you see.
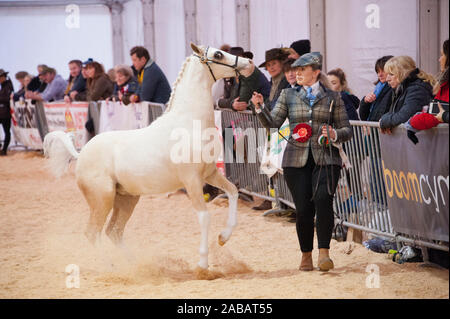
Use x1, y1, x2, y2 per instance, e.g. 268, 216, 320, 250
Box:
325, 0, 418, 99
249, 0, 309, 77
0, 4, 113, 91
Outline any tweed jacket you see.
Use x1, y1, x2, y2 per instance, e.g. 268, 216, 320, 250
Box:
257, 83, 353, 168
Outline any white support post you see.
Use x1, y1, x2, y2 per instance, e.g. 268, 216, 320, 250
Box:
309, 0, 326, 71
108, 0, 125, 66
184, 0, 197, 57
141, 0, 156, 59
418, 0, 440, 75
235, 0, 250, 50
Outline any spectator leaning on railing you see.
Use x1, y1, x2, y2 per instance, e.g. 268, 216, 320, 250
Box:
129, 46, 171, 104
25, 67, 67, 102
359, 55, 394, 122
109, 64, 139, 105
434, 39, 449, 123
11, 71, 31, 102
379, 56, 435, 134
64, 59, 86, 101
74, 60, 114, 102
27, 64, 48, 93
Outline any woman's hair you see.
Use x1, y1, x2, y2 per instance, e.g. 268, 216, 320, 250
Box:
433, 39, 449, 94
86, 62, 106, 87
114, 64, 134, 79
282, 58, 296, 73
384, 55, 435, 87
327, 68, 352, 93
373, 55, 393, 84
15, 71, 29, 80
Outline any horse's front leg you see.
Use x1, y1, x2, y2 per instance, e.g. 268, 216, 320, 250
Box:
184, 178, 210, 270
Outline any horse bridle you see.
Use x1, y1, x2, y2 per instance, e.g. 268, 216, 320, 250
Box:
193, 46, 241, 82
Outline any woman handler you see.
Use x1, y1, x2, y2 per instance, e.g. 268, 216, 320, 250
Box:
251, 52, 353, 271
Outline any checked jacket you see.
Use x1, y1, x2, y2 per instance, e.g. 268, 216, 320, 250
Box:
257, 83, 353, 168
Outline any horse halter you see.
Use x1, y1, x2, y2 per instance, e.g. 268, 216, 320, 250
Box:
193, 46, 241, 82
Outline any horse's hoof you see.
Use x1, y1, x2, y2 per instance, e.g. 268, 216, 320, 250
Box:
218, 234, 226, 246
194, 266, 223, 280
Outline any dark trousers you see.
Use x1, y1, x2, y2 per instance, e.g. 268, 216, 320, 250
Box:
284, 152, 341, 252
0, 118, 11, 152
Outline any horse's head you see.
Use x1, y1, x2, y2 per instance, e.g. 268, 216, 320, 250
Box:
191, 43, 254, 81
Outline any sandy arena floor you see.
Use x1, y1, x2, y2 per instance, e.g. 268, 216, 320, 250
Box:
0, 151, 448, 299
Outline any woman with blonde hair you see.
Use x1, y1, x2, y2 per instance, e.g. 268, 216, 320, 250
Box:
379, 55, 434, 133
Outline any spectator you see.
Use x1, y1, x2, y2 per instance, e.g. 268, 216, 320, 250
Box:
327, 68, 360, 120
359, 56, 394, 121
379, 56, 435, 133
11, 71, 30, 102
110, 64, 139, 105
434, 39, 449, 123
64, 60, 86, 100
251, 52, 353, 271
283, 58, 299, 88
107, 68, 116, 83
25, 67, 67, 102
129, 46, 171, 104
0, 69, 14, 156
257, 48, 290, 112
74, 60, 114, 102
27, 64, 48, 93
217, 47, 270, 111
220, 44, 231, 53
288, 39, 311, 60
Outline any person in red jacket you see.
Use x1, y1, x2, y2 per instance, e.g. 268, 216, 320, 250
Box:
434, 39, 449, 123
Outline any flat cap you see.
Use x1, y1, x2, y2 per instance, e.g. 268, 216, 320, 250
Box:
291, 52, 323, 69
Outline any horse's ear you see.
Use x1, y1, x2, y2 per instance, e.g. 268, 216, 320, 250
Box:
191, 43, 202, 54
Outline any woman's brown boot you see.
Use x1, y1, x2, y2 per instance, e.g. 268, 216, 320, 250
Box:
318, 248, 334, 271
299, 252, 313, 271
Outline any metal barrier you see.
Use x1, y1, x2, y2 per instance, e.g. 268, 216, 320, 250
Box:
220, 109, 271, 197
220, 111, 448, 253
148, 102, 166, 123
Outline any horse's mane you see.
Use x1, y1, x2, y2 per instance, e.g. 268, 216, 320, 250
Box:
164, 56, 192, 113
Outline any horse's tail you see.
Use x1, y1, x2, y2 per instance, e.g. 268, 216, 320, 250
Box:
43, 131, 80, 178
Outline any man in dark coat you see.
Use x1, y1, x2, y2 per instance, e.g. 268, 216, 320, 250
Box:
129, 46, 171, 104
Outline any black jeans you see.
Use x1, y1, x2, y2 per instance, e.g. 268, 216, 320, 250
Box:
284, 152, 341, 252
0, 117, 11, 152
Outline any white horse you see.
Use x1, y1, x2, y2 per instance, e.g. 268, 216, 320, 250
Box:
43, 43, 254, 276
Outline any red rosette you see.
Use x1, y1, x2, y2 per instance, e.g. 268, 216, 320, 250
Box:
291, 123, 312, 143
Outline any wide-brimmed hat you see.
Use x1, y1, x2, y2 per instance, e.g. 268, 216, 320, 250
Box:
290, 39, 311, 57
258, 48, 289, 68
291, 52, 323, 69
0, 69, 8, 77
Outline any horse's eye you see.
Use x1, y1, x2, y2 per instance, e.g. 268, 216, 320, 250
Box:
214, 51, 223, 59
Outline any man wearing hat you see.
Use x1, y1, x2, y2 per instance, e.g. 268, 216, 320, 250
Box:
0, 69, 14, 155
288, 39, 311, 60
251, 52, 353, 272
25, 67, 67, 102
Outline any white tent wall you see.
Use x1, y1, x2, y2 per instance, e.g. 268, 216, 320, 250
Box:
325, 0, 418, 100
249, 0, 309, 70
0, 4, 114, 91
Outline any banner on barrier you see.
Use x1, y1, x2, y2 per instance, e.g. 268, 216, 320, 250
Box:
43, 102, 88, 150
11, 100, 43, 149
99, 101, 149, 133
379, 125, 449, 242
260, 119, 290, 177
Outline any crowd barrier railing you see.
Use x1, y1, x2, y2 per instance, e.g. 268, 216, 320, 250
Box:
8, 100, 448, 253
